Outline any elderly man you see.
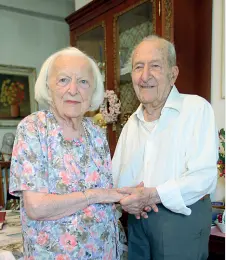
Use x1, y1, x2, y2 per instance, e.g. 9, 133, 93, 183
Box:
113, 35, 218, 260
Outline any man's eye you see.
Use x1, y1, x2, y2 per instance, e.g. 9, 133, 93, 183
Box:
151, 64, 160, 68
134, 66, 142, 71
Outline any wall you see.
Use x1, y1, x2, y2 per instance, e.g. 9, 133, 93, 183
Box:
0, 0, 74, 144
211, 0, 225, 202
211, 0, 225, 130
75, 0, 92, 10
0, 0, 74, 72
0, 0, 74, 17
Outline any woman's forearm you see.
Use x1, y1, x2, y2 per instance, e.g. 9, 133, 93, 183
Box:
23, 190, 102, 221
23, 188, 124, 221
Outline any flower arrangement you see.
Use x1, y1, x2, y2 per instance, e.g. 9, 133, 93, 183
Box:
218, 128, 225, 178
93, 113, 107, 129
0, 79, 25, 106
100, 90, 121, 124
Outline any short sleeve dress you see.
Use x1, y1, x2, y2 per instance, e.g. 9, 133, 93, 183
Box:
9, 110, 122, 260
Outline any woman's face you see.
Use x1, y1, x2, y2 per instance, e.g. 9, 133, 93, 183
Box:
48, 55, 95, 119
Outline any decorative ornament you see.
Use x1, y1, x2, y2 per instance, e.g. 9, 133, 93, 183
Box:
218, 128, 225, 178
93, 113, 107, 129
100, 90, 121, 124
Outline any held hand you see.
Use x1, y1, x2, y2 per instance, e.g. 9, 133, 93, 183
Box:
101, 188, 129, 203
118, 186, 160, 215
134, 205, 158, 219
133, 182, 150, 219
82, 188, 130, 205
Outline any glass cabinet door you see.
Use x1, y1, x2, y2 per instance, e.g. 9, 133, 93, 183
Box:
76, 24, 106, 121
76, 24, 106, 86
114, 0, 156, 135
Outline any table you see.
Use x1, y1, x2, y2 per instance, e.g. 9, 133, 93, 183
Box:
208, 226, 225, 260
0, 210, 23, 259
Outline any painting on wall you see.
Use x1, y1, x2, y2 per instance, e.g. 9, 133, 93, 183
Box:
0, 65, 37, 127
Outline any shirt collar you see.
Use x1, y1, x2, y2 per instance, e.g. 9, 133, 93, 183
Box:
162, 85, 182, 112
134, 85, 182, 121
134, 104, 144, 121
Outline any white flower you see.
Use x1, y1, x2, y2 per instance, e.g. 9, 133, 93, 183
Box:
100, 90, 121, 124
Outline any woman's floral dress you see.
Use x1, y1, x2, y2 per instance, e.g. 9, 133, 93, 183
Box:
9, 110, 124, 260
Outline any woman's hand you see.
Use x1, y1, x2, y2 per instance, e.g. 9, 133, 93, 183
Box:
85, 188, 129, 204
103, 188, 129, 203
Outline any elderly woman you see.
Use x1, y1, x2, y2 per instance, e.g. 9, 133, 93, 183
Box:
9, 47, 127, 259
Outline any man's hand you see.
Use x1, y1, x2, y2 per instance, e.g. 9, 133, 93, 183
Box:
117, 186, 161, 219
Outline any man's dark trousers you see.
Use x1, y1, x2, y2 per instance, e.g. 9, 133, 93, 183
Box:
128, 197, 212, 260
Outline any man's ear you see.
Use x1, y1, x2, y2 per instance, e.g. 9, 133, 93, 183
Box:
170, 66, 179, 86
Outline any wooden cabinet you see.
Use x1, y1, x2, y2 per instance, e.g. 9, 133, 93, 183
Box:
66, 0, 212, 155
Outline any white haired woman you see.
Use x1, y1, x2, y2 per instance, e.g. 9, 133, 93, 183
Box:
9, 47, 127, 259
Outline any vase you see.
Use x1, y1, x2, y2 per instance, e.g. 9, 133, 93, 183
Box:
10, 104, 20, 117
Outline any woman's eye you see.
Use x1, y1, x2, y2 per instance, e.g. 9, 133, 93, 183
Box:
57, 77, 70, 86
60, 78, 69, 83
79, 79, 90, 88
81, 79, 88, 84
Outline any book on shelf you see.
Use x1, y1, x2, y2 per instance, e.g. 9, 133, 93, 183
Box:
211, 201, 225, 206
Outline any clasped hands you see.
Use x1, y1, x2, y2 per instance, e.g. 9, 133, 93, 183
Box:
117, 182, 161, 219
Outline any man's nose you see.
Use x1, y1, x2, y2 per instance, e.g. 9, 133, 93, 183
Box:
68, 79, 78, 95
140, 65, 151, 82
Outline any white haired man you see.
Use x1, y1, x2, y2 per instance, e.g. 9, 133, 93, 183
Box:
113, 35, 218, 260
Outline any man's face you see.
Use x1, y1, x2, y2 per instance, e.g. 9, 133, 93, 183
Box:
131, 40, 178, 106
48, 55, 95, 119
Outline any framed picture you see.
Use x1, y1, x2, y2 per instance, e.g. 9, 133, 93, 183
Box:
0, 65, 37, 127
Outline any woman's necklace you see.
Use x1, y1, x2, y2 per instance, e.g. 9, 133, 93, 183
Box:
82, 120, 106, 164
81, 119, 90, 169
61, 119, 91, 169
61, 119, 107, 172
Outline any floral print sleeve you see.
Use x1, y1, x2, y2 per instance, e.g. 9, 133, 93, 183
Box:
10, 113, 49, 196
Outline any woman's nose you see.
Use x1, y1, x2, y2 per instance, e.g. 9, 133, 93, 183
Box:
68, 80, 78, 95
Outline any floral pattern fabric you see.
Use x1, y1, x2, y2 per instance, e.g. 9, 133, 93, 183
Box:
9, 110, 122, 260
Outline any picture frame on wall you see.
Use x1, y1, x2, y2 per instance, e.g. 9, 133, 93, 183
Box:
0, 64, 37, 127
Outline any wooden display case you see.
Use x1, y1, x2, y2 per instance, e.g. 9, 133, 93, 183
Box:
66, 0, 212, 155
